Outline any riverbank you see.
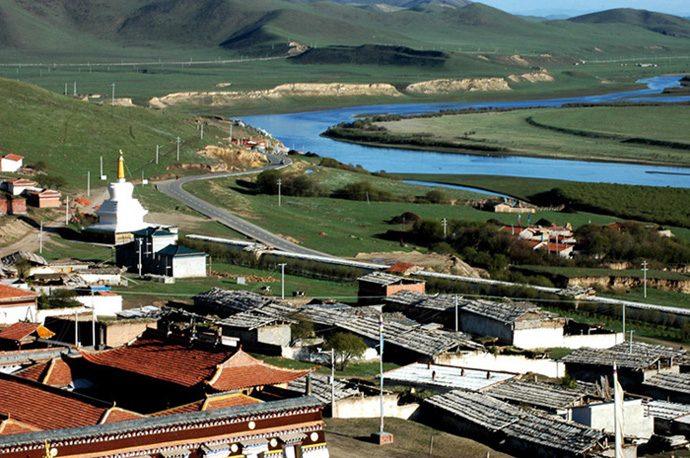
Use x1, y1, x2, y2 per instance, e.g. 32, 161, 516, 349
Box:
322, 103, 690, 168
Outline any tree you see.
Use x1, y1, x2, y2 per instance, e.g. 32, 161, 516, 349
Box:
323, 332, 368, 370
38, 289, 82, 310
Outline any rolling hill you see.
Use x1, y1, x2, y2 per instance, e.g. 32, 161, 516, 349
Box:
1, 0, 690, 62
569, 8, 690, 38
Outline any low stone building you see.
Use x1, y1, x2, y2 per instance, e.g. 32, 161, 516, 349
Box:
357, 271, 425, 305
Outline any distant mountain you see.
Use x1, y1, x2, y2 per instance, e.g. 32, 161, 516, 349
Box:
568, 8, 690, 38
327, 0, 471, 8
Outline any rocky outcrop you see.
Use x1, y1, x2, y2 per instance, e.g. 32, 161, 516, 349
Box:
196, 145, 267, 171
507, 70, 555, 83
150, 83, 403, 108
403, 70, 554, 95
404, 77, 510, 94
568, 276, 690, 294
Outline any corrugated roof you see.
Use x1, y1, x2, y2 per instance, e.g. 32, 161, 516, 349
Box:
644, 400, 690, 420
426, 390, 606, 455
561, 342, 686, 370
286, 374, 361, 404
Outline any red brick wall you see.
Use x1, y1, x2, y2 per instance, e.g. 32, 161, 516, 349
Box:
0, 199, 7, 215
9, 198, 26, 215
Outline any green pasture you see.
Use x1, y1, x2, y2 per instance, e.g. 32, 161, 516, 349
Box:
399, 174, 690, 233
181, 164, 623, 257
370, 104, 690, 167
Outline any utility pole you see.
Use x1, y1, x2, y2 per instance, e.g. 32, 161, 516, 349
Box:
137, 238, 143, 277
75, 309, 79, 347
87, 171, 90, 197
39, 220, 43, 254
277, 178, 282, 207
629, 330, 635, 353
111, 82, 116, 106
73, 81, 77, 96
330, 347, 335, 417
65, 196, 69, 224
200, 124, 204, 140
442, 218, 447, 239
278, 263, 287, 299
622, 304, 626, 343
454, 294, 458, 332
176, 137, 181, 161
100, 156, 104, 179
642, 260, 648, 298
156, 145, 159, 164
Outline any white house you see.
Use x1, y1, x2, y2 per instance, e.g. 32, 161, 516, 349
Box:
0, 284, 39, 324
0, 154, 23, 173
75, 290, 123, 317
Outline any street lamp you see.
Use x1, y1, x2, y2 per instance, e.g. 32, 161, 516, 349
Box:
278, 263, 287, 299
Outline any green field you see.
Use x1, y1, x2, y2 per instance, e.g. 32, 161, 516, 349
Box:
398, 173, 690, 232
350, 105, 690, 167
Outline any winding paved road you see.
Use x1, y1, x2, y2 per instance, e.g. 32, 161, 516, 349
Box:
156, 154, 332, 257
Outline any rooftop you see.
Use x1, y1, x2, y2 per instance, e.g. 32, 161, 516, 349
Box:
643, 372, 690, 395
80, 329, 311, 392
16, 357, 74, 387
561, 342, 686, 370
426, 390, 606, 455
0, 322, 54, 342
383, 363, 515, 392
285, 374, 361, 404
0, 285, 39, 303
357, 271, 424, 286
644, 400, 690, 421
483, 379, 595, 411
0, 372, 140, 431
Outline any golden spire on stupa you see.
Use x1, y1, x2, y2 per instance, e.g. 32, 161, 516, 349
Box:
117, 149, 125, 181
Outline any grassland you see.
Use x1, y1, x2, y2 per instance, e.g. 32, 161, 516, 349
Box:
338, 104, 690, 167
398, 173, 690, 232
180, 160, 627, 257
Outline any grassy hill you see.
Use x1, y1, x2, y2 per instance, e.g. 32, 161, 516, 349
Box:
2, 0, 690, 62
569, 8, 690, 38
0, 78, 226, 190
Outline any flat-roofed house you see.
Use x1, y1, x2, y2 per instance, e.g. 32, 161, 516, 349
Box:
28, 189, 61, 208
0, 154, 23, 172
357, 271, 425, 305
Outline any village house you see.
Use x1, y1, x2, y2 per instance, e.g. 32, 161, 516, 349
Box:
116, 226, 207, 278
642, 372, 690, 404
6, 178, 37, 196
357, 271, 426, 305
0, 322, 55, 350
0, 153, 23, 172
561, 342, 686, 394
571, 398, 654, 440
424, 389, 610, 458
27, 189, 61, 208
0, 284, 39, 324
383, 291, 620, 350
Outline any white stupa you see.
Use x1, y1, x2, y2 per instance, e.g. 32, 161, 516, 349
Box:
86, 150, 149, 244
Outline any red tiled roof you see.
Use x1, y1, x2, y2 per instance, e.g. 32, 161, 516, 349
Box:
7, 178, 36, 186
80, 329, 236, 388
0, 285, 39, 303
16, 357, 75, 387
0, 372, 112, 431
101, 407, 146, 424
152, 393, 260, 417
207, 350, 312, 392
385, 263, 417, 274
0, 417, 40, 436
0, 322, 54, 342
80, 329, 313, 392
203, 393, 261, 410
2, 154, 23, 162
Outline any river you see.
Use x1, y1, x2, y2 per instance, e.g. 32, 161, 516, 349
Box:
242, 75, 690, 188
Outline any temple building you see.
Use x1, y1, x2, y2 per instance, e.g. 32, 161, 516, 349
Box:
85, 150, 150, 245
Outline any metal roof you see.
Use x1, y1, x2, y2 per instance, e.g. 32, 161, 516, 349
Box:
644, 400, 690, 420
285, 374, 361, 404
484, 379, 593, 411
357, 272, 423, 286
